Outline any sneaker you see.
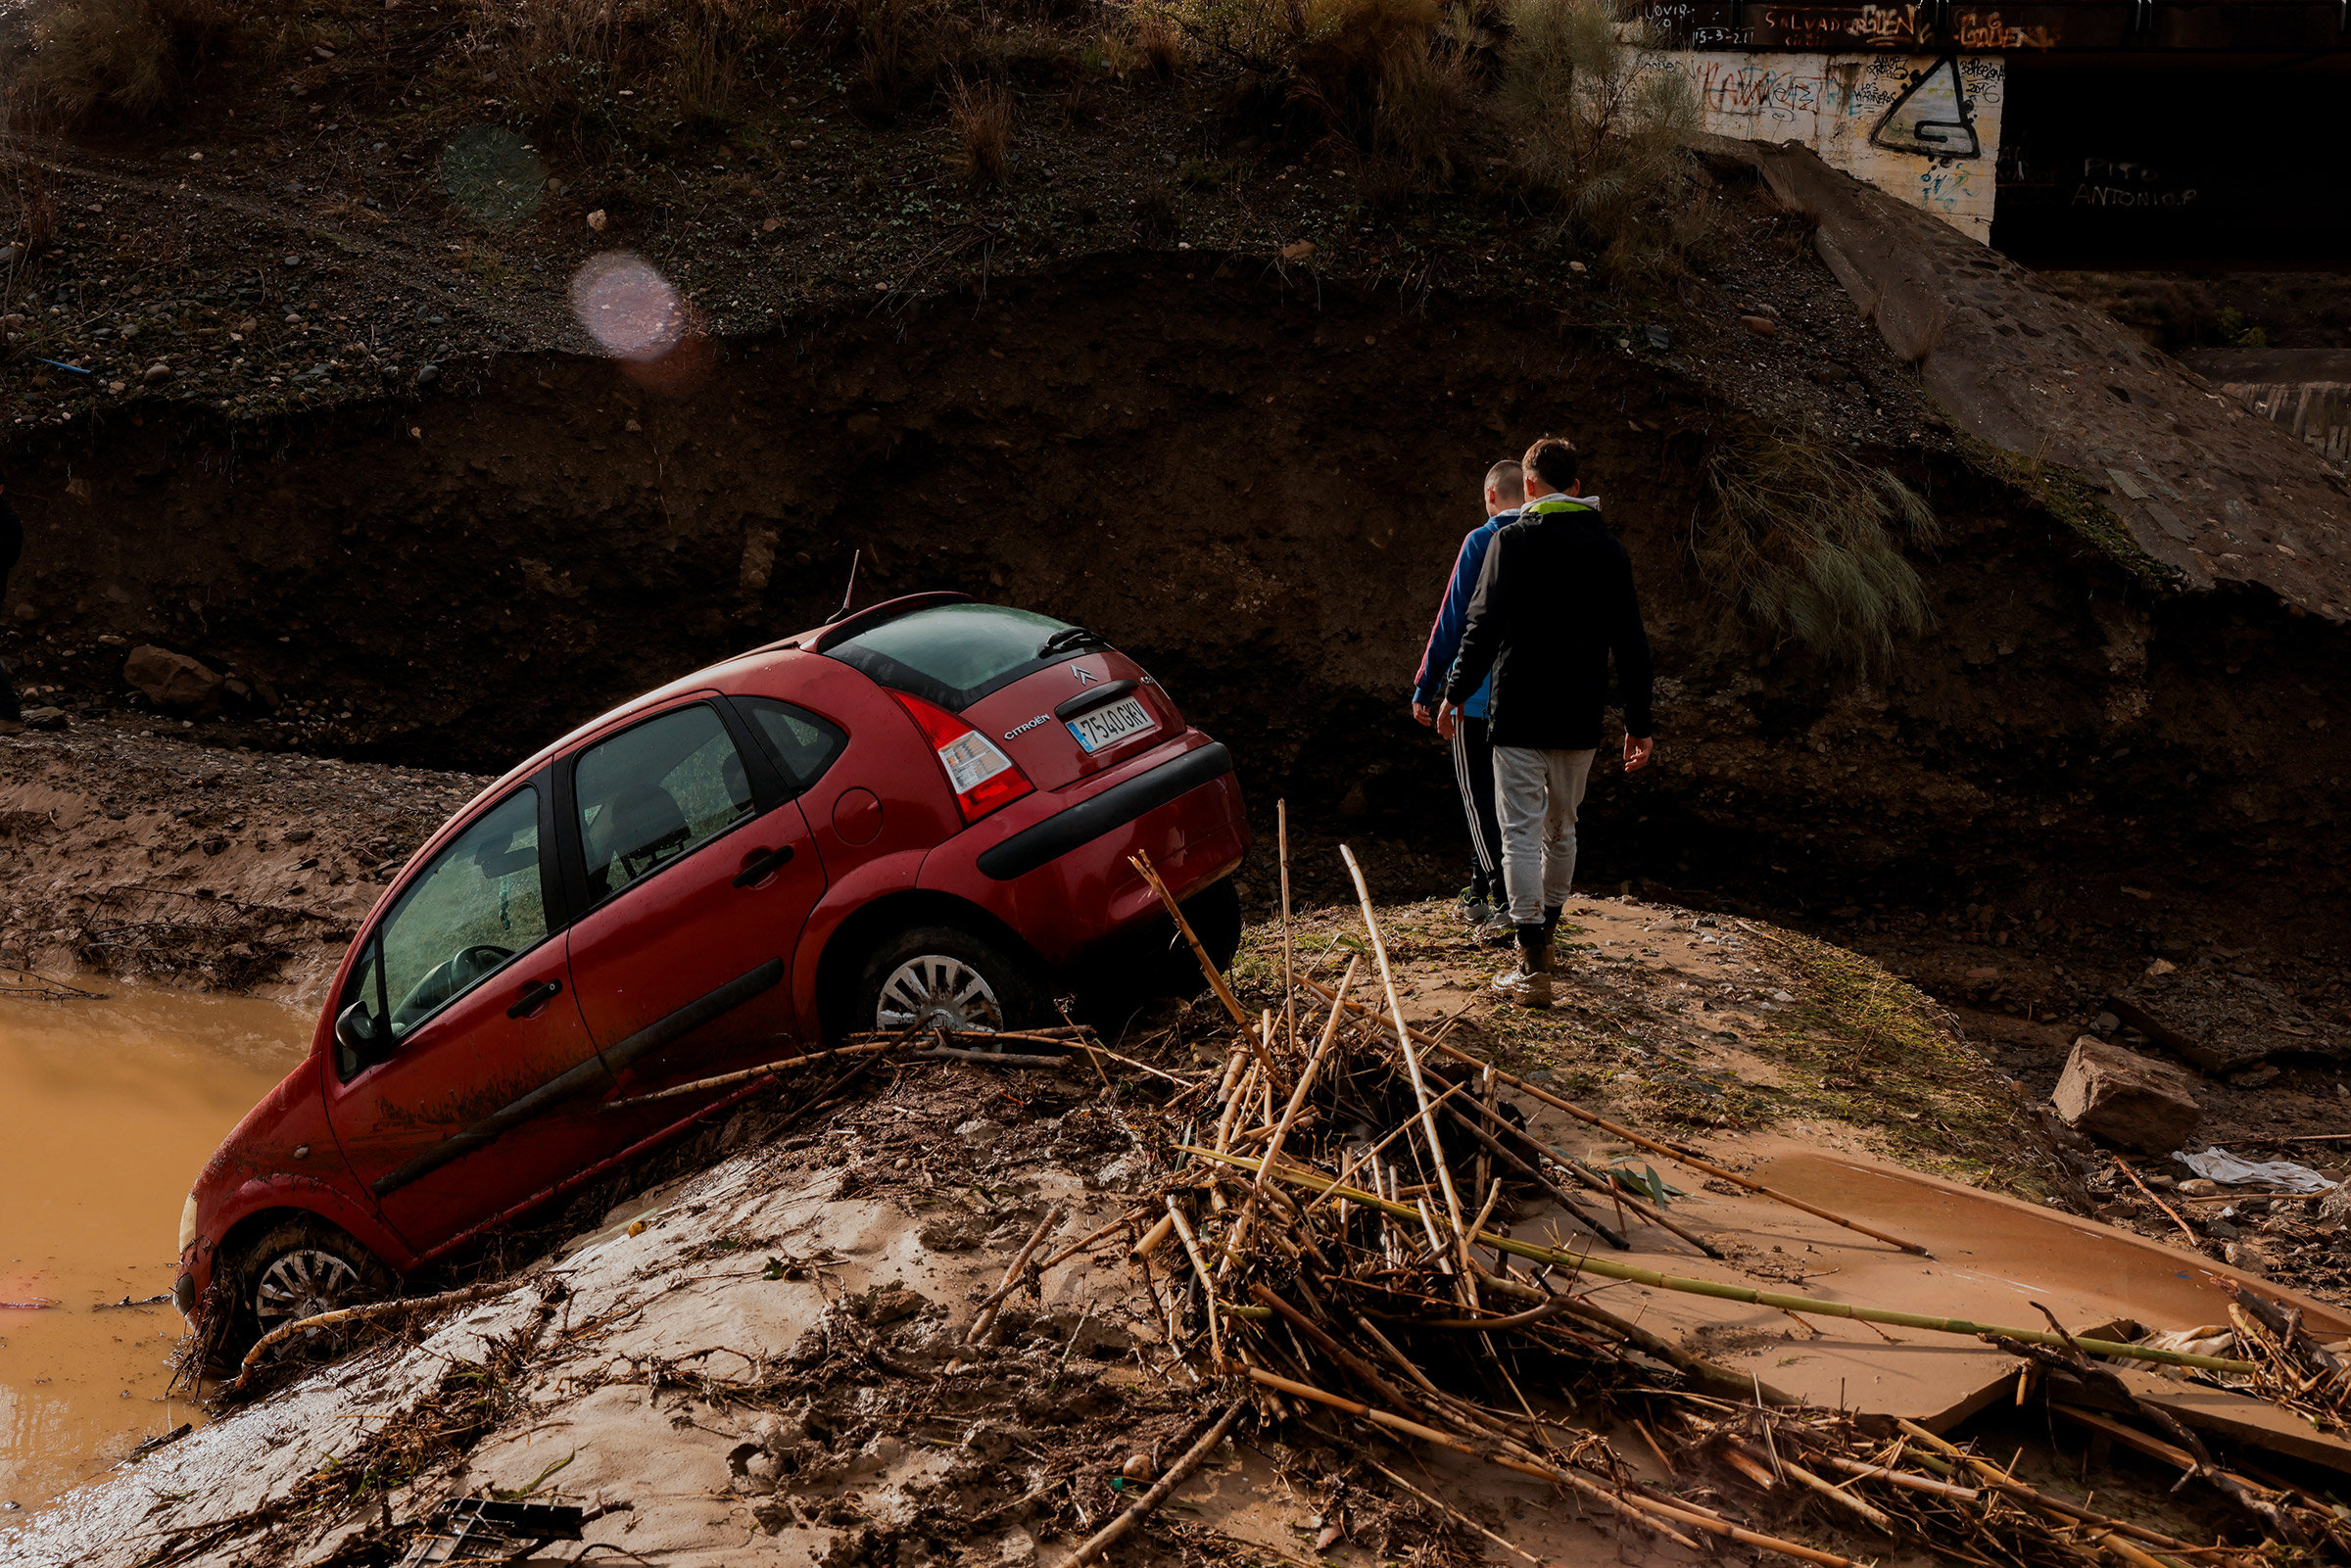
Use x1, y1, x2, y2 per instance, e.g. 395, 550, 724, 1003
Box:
1456, 892, 1493, 926
1492, 962, 1552, 1008
1474, 912, 1517, 947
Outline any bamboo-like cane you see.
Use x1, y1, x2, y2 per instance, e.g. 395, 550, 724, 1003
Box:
227, 1274, 532, 1394
1300, 975, 1929, 1257
1246, 1367, 1862, 1566
1129, 849, 1256, 1037
1187, 1148, 2259, 1374
1338, 846, 1468, 1250
1221, 957, 1362, 1277
964, 1205, 1065, 1346
1277, 798, 1296, 1057
1165, 1196, 1225, 1366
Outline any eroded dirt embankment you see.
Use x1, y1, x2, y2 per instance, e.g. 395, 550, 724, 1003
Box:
0, 257, 2345, 1026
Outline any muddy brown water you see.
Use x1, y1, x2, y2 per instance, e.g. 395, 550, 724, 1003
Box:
0, 979, 308, 1509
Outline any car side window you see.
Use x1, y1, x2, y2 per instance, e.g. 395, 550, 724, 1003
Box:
737, 697, 847, 793
337, 786, 550, 1076
575, 703, 754, 903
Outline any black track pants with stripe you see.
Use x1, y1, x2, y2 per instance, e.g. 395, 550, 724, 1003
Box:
1449, 714, 1505, 904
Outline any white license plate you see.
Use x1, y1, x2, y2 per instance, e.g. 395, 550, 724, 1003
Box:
1067, 695, 1153, 753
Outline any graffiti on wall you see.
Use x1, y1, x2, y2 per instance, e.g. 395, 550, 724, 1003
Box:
1649, 51, 2005, 241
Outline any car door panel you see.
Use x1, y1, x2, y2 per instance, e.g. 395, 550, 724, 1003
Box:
559, 697, 830, 1101
320, 778, 621, 1255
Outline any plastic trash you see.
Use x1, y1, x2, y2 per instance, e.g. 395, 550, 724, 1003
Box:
2172, 1146, 2338, 1193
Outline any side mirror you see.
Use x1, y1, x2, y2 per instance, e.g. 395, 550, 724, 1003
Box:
335, 1001, 383, 1068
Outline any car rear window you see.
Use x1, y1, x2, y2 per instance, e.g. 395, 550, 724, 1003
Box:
824, 602, 1101, 710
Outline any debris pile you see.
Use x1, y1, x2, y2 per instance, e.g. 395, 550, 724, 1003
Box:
1087, 846, 2351, 1564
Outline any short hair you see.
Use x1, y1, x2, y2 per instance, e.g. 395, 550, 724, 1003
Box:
1521, 436, 1579, 493
1484, 460, 1524, 504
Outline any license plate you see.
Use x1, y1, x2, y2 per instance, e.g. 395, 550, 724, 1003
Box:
1067, 695, 1153, 753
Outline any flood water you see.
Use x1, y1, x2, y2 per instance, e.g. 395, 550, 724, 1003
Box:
0, 977, 310, 1509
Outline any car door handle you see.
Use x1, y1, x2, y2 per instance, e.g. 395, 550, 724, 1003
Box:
506, 977, 563, 1020
733, 844, 795, 888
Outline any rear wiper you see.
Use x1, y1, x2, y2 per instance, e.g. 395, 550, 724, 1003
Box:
1038, 625, 1105, 657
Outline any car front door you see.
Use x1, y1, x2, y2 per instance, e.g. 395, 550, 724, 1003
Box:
557, 696, 837, 1104
321, 778, 613, 1255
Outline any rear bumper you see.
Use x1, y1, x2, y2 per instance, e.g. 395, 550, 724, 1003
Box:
927, 731, 1248, 969
977, 742, 1233, 879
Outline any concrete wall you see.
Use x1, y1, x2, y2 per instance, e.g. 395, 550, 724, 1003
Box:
1648, 52, 2006, 242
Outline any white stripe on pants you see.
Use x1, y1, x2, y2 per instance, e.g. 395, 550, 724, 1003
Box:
1492, 746, 1596, 927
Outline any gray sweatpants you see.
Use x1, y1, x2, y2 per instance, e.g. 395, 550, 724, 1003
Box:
1491, 746, 1596, 927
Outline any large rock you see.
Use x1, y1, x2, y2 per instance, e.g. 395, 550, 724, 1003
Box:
123, 644, 224, 714
2051, 1036, 2202, 1155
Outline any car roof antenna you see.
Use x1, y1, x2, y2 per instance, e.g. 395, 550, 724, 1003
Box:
832, 548, 861, 623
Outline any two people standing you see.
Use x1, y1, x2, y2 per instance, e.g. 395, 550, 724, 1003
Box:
1412, 436, 1655, 1008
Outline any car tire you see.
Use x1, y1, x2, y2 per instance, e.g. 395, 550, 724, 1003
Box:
229, 1215, 393, 1360
855, 925, 1040, 1036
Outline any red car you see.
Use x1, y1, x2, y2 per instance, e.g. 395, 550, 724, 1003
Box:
174, 594, 1246, 1349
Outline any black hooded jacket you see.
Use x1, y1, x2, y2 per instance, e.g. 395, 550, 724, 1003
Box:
1441, 496, 1655, 751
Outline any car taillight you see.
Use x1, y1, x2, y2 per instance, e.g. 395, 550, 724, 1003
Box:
888, 691, 1034, 823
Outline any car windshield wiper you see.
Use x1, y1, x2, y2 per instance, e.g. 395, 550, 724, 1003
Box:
1038, 626, 1106, 658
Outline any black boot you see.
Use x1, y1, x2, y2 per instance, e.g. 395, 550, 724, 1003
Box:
1542, 905, 1561, 950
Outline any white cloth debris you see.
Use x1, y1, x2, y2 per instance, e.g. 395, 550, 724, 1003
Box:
2173, 1146, 2338, 1193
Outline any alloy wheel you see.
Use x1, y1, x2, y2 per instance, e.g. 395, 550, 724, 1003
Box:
877, 954, 1005, 1033
253, 1248, 365, 1335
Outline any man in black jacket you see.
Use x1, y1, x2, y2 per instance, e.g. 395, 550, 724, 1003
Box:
1437, 436, 1655, 1007
0, 477, 20, 730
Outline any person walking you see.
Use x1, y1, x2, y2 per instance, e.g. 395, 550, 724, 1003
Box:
1410, 459, 1522, 940
1437, 436, 1655, 1007
0, 477, 21, 734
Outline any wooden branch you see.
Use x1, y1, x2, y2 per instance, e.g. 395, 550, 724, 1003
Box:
1068, 1398, 1247, 1565
225, 1275, 532, 1395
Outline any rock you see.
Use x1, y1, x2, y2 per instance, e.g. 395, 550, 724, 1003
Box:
2205, 1217, 2243, 1240
2050, 1036, 2202, 1155
1279, 240, 1317, 261
587, 209, 609, 231
123, 644, 225, 713
142, 361, 173, 383
1568, 261, 1587, 274
858, 1286, 927, 1325
415, 363, 441, 388
2223, 1241, 2269, 1275
2110, 967, 2346, 1070
2179, 1177, 2221, 1197
108, 380, 126, 395
1122, 1452, 1155, 1481
19, 706, 68, 731
1741, 314, 1778, 336
2092, 1012, 2121, 1035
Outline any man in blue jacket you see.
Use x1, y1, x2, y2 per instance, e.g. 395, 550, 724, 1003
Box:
1439, 437, 1655, 1008
1411, 459, 1522, 940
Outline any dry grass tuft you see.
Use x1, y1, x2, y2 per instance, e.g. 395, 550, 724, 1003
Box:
25, 0, 229, 123
947, 75, 1011, 189
1696, 427, 1940, 668
1498, 0, 1712, 277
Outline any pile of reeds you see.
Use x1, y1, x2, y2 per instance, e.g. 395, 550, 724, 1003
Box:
1088, 828, 2351, 1566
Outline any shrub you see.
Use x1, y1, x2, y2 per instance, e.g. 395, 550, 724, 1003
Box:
1164, 0, 1463, 171
1496, 0, 1710, 276
1696, 428, 1939, 668
947, 75, 1010, 189
26, 0, 227, 122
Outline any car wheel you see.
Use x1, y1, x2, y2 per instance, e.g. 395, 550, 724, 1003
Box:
232, 1216, 392, 1357
857, 925, 1038, 1036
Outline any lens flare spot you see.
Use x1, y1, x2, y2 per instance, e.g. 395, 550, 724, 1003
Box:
570, 252, 688, 362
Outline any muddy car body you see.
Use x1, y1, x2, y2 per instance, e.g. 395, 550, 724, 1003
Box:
175, 595, 1246, 1345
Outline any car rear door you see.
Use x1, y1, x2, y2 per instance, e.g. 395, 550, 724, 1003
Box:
321, 777, 614, 1254
557, 695, 837, 1109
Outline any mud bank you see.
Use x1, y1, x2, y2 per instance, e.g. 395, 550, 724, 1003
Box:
14, 892, 2351, 1568
0, 721, 485, 999
1, 258, 2346, 1007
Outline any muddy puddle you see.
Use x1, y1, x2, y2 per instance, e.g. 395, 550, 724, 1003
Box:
0, 978, 308, 1509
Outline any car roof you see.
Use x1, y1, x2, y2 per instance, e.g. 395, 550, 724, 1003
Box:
421, 594, 973, 839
